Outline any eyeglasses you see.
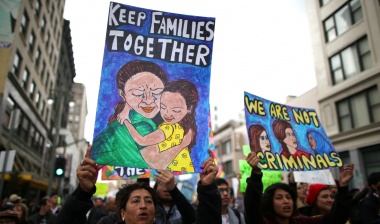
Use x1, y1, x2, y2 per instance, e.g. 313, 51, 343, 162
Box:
218, 188, 231, 194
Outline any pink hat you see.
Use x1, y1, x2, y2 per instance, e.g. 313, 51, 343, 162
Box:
306, 184, 329, 206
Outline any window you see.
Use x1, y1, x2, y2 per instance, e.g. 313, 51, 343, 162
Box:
12, 51, 22, 77
40, 16, 46, 34
41, 100, 45, 116
319, 0, 331, 7
17, 112, 30, 141
336, 86, 380, 132
222, 140, 232, 155
22, 69, 30, 90
29, 31, 35, 53
330, 36, 372, 85
2, 97, 15, 128
222, 160, 233, 176
35, 47, 41, 67
362, 145, 380, 177
40, 61, 45, 80
35, 0, 41, 16
20, 11, 29, 37
323, 0, 363, 42
29, 81, 35, 98
35, 91, 41, 107
45, 32, 50, 47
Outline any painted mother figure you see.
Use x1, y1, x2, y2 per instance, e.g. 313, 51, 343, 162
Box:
91, 60, 190, 168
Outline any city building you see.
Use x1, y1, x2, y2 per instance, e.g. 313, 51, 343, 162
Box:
299, 0, 380, 188
0, 0, 86, 199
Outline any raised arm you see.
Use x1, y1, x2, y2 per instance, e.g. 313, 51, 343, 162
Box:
140, 129, 193, 169
156, 170, 196, 224
244, 152, 264, 224
197, 150, 221, 224
124, 119, 165, 146
322, 164, 354, 224
57, 146, 103, 224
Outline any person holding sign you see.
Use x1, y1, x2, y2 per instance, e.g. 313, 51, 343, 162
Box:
121, 79, 198, 171
243, 151, 354, 224
92, 60, 191, 169
58, 146, 221, 224
272, 120, 309, 159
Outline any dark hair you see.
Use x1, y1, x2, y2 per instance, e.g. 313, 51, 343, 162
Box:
39, 197, 50, 207
117, 182, 158, 215
272, 120, 293, 156
162, 79, 198, 151
215, 178, 229, 187
367, 172, 380, 191
249, 125, 266, 153
108, 60, 169, 125
261, 183, 298, 219
13, 203, 28, 222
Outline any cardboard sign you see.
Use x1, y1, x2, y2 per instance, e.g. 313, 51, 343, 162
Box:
244, 92, 342, 171
91, 2, 215, 173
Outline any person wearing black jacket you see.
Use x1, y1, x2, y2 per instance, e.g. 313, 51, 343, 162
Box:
359, 172, 380, 224
56, 146, 221, 224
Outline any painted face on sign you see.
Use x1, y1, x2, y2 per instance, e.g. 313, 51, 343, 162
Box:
259, 131, 270, 151
121, 72, 165, 119
160, 92, 189, 125
308, 134, 316, 150
283, 128, 297, 150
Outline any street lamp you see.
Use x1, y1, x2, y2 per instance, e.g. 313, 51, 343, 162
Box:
46, 88, 74, 196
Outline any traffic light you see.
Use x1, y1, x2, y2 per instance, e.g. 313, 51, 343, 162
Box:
54, 156, 66, 177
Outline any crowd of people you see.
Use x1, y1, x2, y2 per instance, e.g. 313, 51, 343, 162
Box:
1, 146, 380, 224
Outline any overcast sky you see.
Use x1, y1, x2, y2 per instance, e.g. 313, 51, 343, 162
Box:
63, 0, 316, 142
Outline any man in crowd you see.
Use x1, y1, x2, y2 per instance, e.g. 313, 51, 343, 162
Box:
49, 193, 61, 215
154, 170, 196, 223
28, 197, 57, 224
360, 172, 380, 224
215, 178, 245, 224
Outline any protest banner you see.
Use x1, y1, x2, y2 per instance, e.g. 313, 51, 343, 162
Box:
244, 92, 343, 171
91, 2, 215, 173
293, 170, 336, 185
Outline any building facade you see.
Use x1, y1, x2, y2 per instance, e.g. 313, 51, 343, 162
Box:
303, 0, 380, 188
0, 0, 85, 199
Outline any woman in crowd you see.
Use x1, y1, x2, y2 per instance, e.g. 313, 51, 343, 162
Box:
301, 184, 334, 216
244, 151, 354, 224
13, 203, 28, 224
57, 146, 221, 224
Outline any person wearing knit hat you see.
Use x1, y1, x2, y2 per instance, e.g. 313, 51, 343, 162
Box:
9, 194, 22, 204
303, 184, 334, 216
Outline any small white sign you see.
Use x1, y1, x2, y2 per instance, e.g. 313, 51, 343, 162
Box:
293, 169, 336, 185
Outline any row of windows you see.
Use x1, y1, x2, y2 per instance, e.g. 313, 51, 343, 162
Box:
2, 97, 46, 156
337, 86, 380, 132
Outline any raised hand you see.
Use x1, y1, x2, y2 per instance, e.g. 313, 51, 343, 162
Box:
339, 163, 354, 187
246, 152, 261, 174
155, 170, 176, 191
200, 149, 219, 185
76, 145, 103, 192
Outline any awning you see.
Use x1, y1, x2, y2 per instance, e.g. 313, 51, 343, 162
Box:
0, 173, 57, 190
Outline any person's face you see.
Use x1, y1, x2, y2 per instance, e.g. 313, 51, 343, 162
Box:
283, 128, 297, 149
156, 181, 173, 202
122, 189, 155, 224
94, 198, 104, 208
160, 92, 188, 124
50, 195, 58, 205
297, 184, 307, 199
259, 131, 270, 151
217, 184, 231, 207
308, 134, 316, 150
316, 189, 334, 214
329, 185, 338, 197
273, 189, 293, 218
370, 181, 380, 194
13, 206, 23, 219
122, 72, 165, 119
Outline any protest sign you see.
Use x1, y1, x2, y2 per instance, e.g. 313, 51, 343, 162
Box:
244, 92, 342, 171
91, 2, 215, 173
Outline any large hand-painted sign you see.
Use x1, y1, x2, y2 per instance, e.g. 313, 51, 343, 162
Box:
91, 2, 215, 173
244, 92, 343, 171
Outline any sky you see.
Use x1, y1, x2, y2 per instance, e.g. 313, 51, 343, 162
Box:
63, 0, 316, 142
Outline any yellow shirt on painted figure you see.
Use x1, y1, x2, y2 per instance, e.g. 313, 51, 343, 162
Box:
158, 122, 194, 172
